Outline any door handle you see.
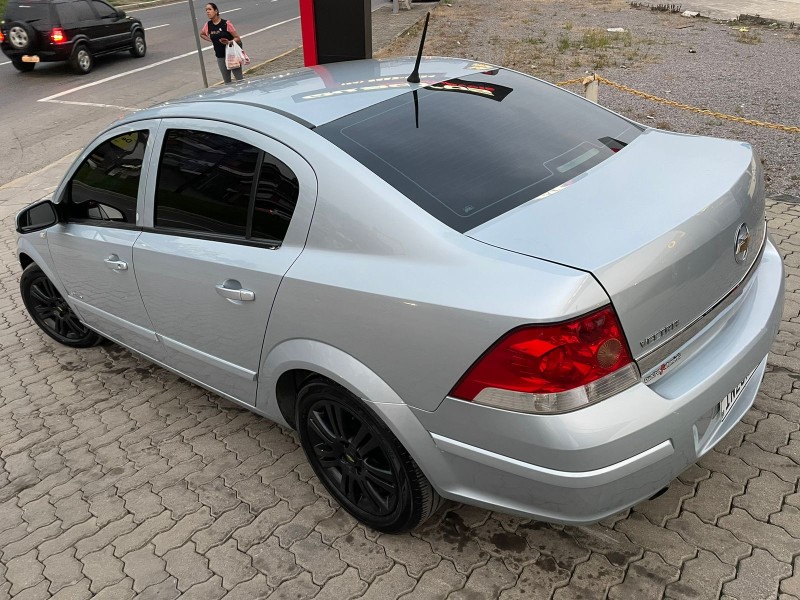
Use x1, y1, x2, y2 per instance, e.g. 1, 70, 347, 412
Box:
104, 255, 128, 271
215, 282, 255, 302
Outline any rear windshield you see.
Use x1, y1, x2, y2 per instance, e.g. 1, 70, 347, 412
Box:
316, 69, 642, 233
5, 2, 53, 23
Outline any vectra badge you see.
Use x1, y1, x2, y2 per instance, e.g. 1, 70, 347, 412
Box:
735, 223, 750, 264
640, 320, 680, 348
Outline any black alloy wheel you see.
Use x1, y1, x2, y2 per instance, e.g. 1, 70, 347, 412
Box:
20, 264, 102, 348
297, 378, 440, 533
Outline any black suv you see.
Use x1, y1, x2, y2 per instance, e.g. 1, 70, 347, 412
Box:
0, 0, 146, 74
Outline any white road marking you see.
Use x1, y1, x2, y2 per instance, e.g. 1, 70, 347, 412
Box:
225, 7, 243, 12
128, 1, 184, 12
145, 23, 170, 30
44, 99, 139, 110
37, 17, 300, 103
0, 61, 10, 66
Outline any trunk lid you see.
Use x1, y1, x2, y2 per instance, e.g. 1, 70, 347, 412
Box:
467, 129, 765, 360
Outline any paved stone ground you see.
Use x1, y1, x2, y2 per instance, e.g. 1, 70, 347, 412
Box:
2, 7, 800, 599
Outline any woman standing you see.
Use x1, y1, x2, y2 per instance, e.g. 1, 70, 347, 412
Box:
199, 3, 244, 83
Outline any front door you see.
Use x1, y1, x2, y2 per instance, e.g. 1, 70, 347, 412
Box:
47, 124, 165, 361
133, 121, 316, 404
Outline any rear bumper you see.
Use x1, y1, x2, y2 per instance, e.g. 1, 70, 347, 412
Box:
389, 237, 784, 524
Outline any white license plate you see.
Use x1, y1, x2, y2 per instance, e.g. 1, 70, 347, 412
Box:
21, 55, 40, 63
719, 367, 756, 422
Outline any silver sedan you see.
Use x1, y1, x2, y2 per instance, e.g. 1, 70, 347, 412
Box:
15, 57, 784, 533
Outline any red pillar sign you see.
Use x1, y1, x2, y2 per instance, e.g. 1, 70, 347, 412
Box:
299, 0, 318, 66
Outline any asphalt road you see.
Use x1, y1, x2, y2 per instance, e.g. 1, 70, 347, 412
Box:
0, 0, 385, 187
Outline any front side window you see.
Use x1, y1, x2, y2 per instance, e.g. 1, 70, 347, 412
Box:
155, 129, 299, 243
67, 130, 148, 224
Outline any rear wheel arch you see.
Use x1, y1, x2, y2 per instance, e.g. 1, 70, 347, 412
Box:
19, 252, 34, 270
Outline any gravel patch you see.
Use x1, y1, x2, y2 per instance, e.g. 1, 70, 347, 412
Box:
378, 0, 800, 196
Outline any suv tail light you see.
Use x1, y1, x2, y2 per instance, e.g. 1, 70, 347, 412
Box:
50, 28, 66, 43
450, 305, 640, 414
0, 30, 5, 43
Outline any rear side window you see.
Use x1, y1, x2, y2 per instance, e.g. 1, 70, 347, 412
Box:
73, 0, 95, 21
66, 130, 149, 224
90, 0, 115, 18
317, 69, 642, 233
154, 129, 299, 243
5, 2, 53, 24
56, 2, 78, 24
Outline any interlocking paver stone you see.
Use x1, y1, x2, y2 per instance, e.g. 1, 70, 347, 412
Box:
136, 576, 180, 600
771, 505, 800, 538
193, 504, 253, 554
665, 511, 751, 565
123, 485, 163, 523
665, 549, 735, 600
231, 474, 279, 514
37, 518, 99, 561
164, 542, 213, 592
473, 518, 537, 575
180, 575, 226, 600
719, 508, 800, 562
399, 560, 464, 600
11, 579, 49, 600
6, 519, 61, 562
87, 487, 127, 528
270, 472, 318, 512
20, 496, 56, 532
697, 450, 759, 484
780, 556, 800, 596
81, 545, 126, 594
74, 514, 136, 560
196, 478, 240, 517
160, 481, 203, 519
633, 481, 694, 526
121, 544, 169, 592
451, 557, 518, 600
517, 522, 590, 571
379, 532, 441, 578
43, 548, 84, 594
608, 551, 680, 599
231, 501, 294, 551
314, 508, 358, 545
746, 414, 799, 452
292, 531, 348, 585
332, 527, 393, 583
732, 442, 800, 484
723, 548, 792, 600
112, 511, 174, 557
416, 512, 491, 575
615, 513, 695, 567
6, 549, 44, 595
733, 470, 794, 521
274, 498, 335, 549
566, 524, 643, 568
219, 573, 272, 600
54, 492, 92, 529
153, 506, 214, 556
206, 539, 256, 590
357, 564, 415, 600
682, 473, 744, 524
48, 578, 92, 600
248, 537, 301, 588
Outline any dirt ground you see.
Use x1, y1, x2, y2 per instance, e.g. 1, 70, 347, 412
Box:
377, 0, 800, 197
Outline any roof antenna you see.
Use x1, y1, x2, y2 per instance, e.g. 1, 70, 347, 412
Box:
407, 12, 430, 84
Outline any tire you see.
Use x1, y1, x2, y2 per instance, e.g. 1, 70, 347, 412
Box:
297, 377, 441, 533
6, 21, 35, 52
69, 44, 93, 74
20, 264, 103, 348
130, 31, 146, 58
11, 57, 35, 72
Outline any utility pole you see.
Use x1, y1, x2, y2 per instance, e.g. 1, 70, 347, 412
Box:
188, 0, 209, 88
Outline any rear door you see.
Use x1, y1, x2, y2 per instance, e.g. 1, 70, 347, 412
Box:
133, 120, 317, 404
47, 121, 165, 362
87, 0, 125, 50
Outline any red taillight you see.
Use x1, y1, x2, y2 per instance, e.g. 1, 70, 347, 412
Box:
50, 28, 66, 43
0, 30, 5, 43
451, 306, 634, 406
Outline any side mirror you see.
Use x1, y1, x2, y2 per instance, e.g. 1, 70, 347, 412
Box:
16, 199, 58, 234
117, 9, 126, 17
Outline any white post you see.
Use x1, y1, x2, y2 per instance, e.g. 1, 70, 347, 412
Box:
583, 74, 599, 103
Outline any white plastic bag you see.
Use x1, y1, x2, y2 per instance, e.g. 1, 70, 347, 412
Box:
225, 42, 243, 70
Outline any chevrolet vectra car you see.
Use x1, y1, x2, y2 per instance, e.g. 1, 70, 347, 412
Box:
15, 58, 784, 533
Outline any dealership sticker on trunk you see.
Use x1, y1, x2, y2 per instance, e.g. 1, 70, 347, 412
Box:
719, 367, 757, 422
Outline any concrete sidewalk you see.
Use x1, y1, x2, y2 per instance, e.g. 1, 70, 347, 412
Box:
684, 0, 800, 22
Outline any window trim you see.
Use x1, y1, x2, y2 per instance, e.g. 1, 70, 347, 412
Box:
152, 127, 296, 245
63, 128, 152, 227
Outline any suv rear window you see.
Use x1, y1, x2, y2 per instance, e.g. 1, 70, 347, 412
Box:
316, 69, 643, 233
5, 2, 53, 24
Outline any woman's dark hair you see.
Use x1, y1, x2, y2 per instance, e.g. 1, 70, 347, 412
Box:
206, 2, 219, 14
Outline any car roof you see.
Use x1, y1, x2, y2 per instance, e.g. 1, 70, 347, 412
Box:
128, 57, 500, 128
